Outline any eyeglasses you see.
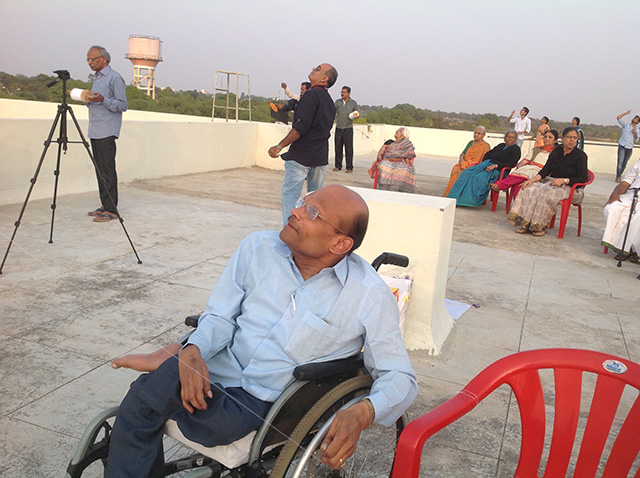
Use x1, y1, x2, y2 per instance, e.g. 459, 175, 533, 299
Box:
313, 65, 328, 75
295, 197, 348, 235
87, 56, 103, 63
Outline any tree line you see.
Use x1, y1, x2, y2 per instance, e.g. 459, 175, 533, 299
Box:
0, 71, 621, 142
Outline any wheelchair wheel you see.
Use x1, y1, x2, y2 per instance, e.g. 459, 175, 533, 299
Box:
65, 407, 118, 478
270, 376, 406, 478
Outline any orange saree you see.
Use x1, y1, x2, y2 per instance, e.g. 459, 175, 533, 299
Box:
443, 139, 490, 197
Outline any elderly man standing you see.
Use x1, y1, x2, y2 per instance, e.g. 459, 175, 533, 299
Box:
85, 45, 128, 222
103, 185, 417, 476
603, 159, 640, 263
269, 64, 338, 224
333, 86, 359, 173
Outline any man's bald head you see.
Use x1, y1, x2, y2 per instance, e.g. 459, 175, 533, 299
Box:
311, 185, 369, 253
309, 63, 338, 89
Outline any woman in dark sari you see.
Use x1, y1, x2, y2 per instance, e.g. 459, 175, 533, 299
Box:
447, 130, 521, 206
508, 127, 588, 236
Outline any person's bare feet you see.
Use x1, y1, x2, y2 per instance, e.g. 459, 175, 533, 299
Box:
111, 343, 182, 372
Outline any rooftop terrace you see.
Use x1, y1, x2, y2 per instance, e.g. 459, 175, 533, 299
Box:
1, 149, 638, 476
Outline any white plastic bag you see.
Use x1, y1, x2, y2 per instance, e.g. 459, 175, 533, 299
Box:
380, 274, 412, 336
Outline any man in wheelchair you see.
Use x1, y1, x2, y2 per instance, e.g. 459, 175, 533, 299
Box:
104, 185, 417, 477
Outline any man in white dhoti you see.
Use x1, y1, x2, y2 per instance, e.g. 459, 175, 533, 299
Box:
602, 159, 640, 263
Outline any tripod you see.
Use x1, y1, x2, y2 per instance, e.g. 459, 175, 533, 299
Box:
0, 70, 142, 274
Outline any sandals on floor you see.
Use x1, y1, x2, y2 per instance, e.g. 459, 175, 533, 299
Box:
619, 252, 640, 264
532, 230, 547, 237
93, 212, 118, 222
515, 227, 528, 234
88, 207, 105, 217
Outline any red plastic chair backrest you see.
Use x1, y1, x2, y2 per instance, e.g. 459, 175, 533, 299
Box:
565, 169, 594, 206
585, 168, 595, 185
392, 348, 640, 477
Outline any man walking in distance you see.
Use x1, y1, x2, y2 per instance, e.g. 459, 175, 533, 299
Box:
85, 45, 128, 222
333, 86, 359, 173
269, 63, 338, 224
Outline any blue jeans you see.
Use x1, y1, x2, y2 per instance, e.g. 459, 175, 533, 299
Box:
281, 161, 326, 224
617, 145, 633, 178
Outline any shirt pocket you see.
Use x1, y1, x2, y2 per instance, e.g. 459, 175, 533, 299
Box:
285, 311, 340, 364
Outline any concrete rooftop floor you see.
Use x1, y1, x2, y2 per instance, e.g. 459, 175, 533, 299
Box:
1, 153, 639, 477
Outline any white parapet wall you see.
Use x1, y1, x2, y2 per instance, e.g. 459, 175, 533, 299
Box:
353, 187, 456, 354
0, 100, 258, 205
2, 98, 633, 207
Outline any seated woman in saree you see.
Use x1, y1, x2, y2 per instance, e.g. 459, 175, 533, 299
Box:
507, 126, 588, 237
490, 129, 559, 200
446, 130, 520, 207
368, 127, 416, 193
442, 126, 491, 197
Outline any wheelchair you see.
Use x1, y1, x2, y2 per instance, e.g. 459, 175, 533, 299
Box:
65, 253, 410, 478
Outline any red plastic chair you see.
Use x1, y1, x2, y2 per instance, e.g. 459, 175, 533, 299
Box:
489, 167, 515, 212
549, 169, 595, 239
392, 348, 640, 478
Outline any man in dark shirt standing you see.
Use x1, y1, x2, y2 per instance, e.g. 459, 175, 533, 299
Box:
333, 86, 358, 173
269, 63, 338, 224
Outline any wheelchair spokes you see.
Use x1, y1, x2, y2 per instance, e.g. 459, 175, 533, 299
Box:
163, 435, 218, 476
283, 422, 405, 478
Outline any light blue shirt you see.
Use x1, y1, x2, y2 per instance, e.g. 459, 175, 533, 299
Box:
617, 119, 639, 149
187, 231, 417, 426
87, 65, 128, 139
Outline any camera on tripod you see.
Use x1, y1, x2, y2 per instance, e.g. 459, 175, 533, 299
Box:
47, 70, 71, 87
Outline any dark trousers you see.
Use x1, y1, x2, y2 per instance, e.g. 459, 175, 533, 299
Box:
334, 128, 354, 170
90, 136, 119, 214
105, 356, 271, 478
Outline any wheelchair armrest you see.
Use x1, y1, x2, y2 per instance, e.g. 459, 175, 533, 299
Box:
185, 314, 201, 328
293, 353, 365, 381
370, 253, 409, 272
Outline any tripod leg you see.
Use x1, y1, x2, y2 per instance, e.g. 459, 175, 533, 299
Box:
48, 103, 70, 244
48, 137, 65, 244
67, 107, 143, 264
0, 105, 64, 274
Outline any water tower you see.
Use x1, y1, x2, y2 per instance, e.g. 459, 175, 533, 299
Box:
125, 35, 163, 99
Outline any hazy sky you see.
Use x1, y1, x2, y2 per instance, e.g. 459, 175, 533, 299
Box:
1, 0, 638, 126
